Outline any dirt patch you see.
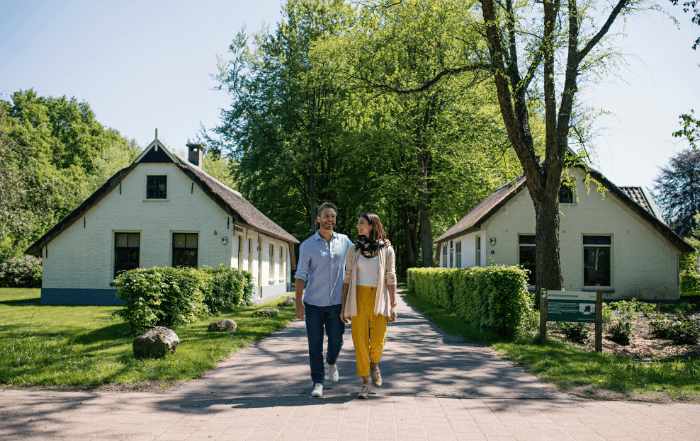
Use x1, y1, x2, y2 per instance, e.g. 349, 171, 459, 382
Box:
549, 311, 700, 362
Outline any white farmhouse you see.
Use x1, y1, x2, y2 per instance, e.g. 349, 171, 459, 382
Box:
435, 167, 693, 300
25, 137, 299, 305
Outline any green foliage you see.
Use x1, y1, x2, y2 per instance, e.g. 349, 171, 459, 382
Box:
407, 268, 459, 309
0, 90, 140, 261
410, 266, 532, 338
559, 322, 590, 344
650, 316, 700, 345
601, 302, 613, 324
607, 319, 634, 345
608, 298, 656, 316
673, 110, 700, 147
660, 302, 694, 314
114, 267, 206, 332
681, 274, 700, 295
200, 265, 255, 313
114, 266, 255, 333
0, 256, 42, 288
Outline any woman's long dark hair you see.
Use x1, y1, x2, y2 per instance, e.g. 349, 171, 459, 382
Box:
359, 212, 387, 242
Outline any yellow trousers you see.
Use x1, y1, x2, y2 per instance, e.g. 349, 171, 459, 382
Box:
351, 285, 388, 377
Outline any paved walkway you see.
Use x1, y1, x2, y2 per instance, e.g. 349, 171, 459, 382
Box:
2, 293, 700, 440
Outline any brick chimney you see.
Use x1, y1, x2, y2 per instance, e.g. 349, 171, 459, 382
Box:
186, 143, 204, 167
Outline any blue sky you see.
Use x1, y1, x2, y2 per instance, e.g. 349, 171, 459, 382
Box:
1, 0, 698, 191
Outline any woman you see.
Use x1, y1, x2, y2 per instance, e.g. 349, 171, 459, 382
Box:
340, 212, 397, 399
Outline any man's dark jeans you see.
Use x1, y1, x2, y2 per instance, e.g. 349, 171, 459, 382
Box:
304, 302, 345, 385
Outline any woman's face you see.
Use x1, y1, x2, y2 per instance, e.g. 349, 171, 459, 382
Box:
357, 217, 372, 238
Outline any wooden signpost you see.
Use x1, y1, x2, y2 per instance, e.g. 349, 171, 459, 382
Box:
539, 289, 603, 352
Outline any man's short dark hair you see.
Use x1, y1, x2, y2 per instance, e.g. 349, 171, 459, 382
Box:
317, 202, 338, 217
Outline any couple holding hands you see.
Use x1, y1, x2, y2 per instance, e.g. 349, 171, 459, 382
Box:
294, 202, 397, 399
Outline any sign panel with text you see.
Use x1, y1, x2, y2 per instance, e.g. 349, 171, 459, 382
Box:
545, 291, 597, 323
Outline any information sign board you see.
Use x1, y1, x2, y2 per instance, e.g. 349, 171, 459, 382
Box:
545, 291, 597, 323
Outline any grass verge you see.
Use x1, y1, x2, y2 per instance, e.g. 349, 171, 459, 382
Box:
0, 288, 296, 389
401, 288, 700, 402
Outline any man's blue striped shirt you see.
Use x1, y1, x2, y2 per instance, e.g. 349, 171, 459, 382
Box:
295, 231, 354, 307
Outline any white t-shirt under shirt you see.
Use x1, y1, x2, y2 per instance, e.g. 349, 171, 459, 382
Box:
356, 254, 380, 287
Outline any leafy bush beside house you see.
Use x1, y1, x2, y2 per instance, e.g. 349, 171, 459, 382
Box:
408, 266, 532, 338
0, 256, 42, 288
114, 265, 255, 333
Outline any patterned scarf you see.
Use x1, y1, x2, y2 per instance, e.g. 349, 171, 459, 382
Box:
355, 235, 386, 258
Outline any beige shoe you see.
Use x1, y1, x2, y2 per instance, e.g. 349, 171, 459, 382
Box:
370, 369, 382, 387
358, 383, 371, 399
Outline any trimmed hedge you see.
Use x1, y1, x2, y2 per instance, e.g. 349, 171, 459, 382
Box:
408, 266, 532, 338
0, 256, 42, 288
114, 265, 255, 333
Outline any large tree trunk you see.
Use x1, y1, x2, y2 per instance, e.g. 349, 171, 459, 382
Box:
401, 205, 419, 270
417, 148, 434, 267
532, 187, 564, 293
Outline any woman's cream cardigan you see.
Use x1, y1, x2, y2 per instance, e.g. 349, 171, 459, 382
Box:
342, 245, 397, 318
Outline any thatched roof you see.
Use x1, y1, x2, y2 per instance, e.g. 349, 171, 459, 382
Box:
434, 168, 693, 253
25, 140, 299, 261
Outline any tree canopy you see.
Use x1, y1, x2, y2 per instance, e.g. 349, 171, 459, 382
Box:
653, 148, 700, 236
0, 90, 140, 261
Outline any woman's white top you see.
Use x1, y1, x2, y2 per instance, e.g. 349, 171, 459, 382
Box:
356, 254, 380, 287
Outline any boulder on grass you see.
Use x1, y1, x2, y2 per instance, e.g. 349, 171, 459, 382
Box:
208, 319, 238, 332
278, 297, 296, 307
133, 327, 179, 359
253, 308, 279, 317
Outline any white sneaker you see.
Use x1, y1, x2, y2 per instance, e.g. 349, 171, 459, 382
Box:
370, 369, 382, 387
358, 383, 371, 399
311, 383, 323, 397
328, 363, 339, 383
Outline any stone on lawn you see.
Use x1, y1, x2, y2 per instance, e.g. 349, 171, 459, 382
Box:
133, 327, 179, 359
278, 297, 295, 307
208, 319, 238, 332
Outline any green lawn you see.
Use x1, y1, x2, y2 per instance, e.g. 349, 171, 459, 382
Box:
401, 289, 700, 402
0, 288, 296, 388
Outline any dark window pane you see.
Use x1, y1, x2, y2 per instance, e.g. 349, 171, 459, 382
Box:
559, 185, 574, 203
147, 176, 167, 199
519, 235, 536, 245
173, 233, 198, 268
583, 236, 611, 245
115, 232, 140, 277
584, 246, 611, 286
519, 246, 536, 285
127, 234, 140, 247
185, 233, 197, 248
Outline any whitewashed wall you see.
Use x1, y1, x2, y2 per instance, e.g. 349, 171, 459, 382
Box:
42, 162, 292, 298
481, 168, 680, 299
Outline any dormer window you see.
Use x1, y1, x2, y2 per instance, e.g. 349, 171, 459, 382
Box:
147, 175, 167, 199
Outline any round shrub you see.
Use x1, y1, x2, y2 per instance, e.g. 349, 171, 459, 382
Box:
0, 256, 42, 288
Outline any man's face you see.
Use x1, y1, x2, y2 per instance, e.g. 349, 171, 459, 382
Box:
317, 208, 337, 232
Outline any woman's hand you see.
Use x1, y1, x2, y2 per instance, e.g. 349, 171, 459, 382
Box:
340, 311, 350, 324
387, 309, 397, 324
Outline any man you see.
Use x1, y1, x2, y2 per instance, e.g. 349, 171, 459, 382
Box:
295, 202, 354, 398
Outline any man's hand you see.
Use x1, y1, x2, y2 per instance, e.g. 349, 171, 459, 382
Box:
295, 305, 305, 320
340, 311, 350, 324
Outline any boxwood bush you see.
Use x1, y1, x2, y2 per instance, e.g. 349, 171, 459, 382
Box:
114, 265, 254, 333
409, 265, 532, 338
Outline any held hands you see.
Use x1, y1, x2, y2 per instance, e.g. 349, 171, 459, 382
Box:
340, 311, 350, 324
295, 305, 305, 320
388, 309, 397, 324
